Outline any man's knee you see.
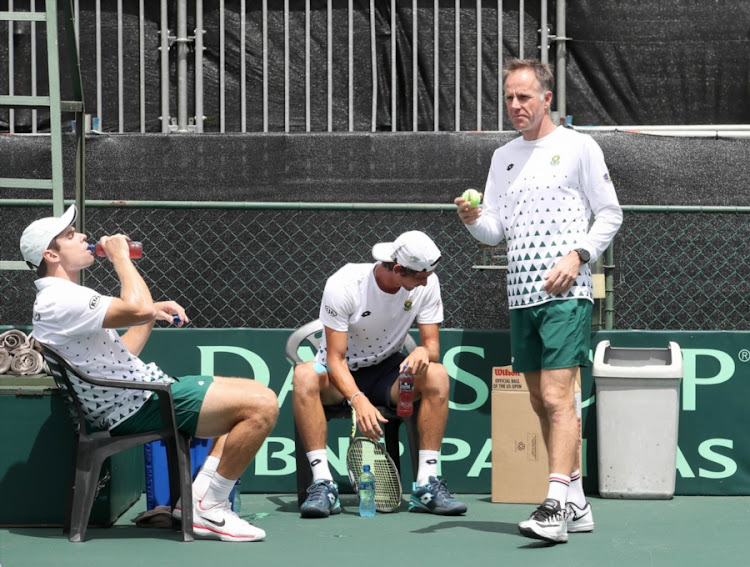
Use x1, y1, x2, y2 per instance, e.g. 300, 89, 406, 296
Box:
260, 386, 280, 419
419, 362, 450, 399
293, 362, 325, 396
242, 383, 279, 432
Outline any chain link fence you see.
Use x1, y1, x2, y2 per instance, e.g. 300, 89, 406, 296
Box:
1, 203, 510, 330
3, 203, 750, 331
614, 209, 750, 330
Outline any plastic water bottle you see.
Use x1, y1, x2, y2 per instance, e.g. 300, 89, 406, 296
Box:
89, 240, 143, 259
397, 369, 415, 417
358, 465, 376, 517
232, 478, 242, 515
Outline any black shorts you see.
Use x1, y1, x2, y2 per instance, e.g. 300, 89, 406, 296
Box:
350, 352, 407, 409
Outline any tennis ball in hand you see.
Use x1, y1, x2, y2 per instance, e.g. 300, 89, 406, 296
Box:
462, 188, 481, 208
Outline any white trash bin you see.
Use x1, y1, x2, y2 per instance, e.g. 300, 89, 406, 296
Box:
592, 341, 683, 499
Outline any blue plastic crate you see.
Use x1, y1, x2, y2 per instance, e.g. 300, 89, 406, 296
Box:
144, 438, 239, 511
144, 438, 211, 510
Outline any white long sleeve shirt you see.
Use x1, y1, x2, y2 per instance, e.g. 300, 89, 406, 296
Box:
466, 126, 623, 308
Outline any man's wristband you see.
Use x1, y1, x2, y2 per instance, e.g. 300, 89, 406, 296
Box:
347, 391, 364, 406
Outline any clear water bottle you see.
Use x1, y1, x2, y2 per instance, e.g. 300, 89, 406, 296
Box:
397, 369, 415, 417
232, 478, 242, 515
89, 240, 143, 259
358, 465, 376, 517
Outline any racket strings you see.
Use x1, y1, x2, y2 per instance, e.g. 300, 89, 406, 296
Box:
347, 439, 402, 512
372, 458, 400, 505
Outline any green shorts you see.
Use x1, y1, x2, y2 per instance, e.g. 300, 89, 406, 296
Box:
111, 375, 214, 437
510, 299, 592, 373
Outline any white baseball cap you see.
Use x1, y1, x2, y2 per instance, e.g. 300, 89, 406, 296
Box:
372, 230, 442, 272
20, 205, 78, 268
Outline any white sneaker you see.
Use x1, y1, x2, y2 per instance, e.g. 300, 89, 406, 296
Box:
173, 500, 183, 521
518, 498, 568, 544
171, 488, 201, 522
193, 500, 266, 542
566, 501, 595, 533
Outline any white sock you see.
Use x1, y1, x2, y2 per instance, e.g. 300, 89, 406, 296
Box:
567, 470, 586, 508
201, 472, 237, 509
307, 449, 333, 482
416, 450, 439, 486
546, 473, 570, 506
192, 455, 220, 500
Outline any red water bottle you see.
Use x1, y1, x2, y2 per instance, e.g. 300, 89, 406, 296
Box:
397, 369, 415, 417
89, 241, 143, 259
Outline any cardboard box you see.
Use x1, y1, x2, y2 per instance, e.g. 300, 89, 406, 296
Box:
491, 366, 581, 504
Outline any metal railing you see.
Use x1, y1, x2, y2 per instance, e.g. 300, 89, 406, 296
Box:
2, 0, 567, 134
3, 200, 750, 332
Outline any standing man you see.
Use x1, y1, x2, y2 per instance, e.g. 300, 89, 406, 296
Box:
456, 59, 622, 543
292, 231, 467, 518
20, 205, 279, 542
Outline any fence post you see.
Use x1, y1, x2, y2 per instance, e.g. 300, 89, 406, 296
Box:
604, 242, 615, 330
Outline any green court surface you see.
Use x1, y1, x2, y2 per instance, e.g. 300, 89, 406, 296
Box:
1, 493, 747, 567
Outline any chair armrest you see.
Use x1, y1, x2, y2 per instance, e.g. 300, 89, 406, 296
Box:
41, 345, 181, 432
285, 319, 324, 365
62, 365, 179, 429
403, 332, 418, 353
67, 373, 174, 393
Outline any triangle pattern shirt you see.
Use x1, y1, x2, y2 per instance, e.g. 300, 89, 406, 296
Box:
32, 277, 173, 430
317, 263, 443, 370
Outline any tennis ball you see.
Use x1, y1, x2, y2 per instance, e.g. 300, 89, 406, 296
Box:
462, 188, 481, 208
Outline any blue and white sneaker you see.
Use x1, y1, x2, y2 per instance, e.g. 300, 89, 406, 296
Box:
408, 476, 467, 515
300, 479, 341, 518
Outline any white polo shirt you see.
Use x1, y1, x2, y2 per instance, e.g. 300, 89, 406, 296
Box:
316, 263, 443, 370
32, 277, 172, 431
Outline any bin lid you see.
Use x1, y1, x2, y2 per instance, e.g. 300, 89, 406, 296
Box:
592, 341, 683, 379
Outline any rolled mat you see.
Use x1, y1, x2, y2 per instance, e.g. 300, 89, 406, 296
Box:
0, 347, 10, 374
9, 348, 45, 375
0, 329, 30, 350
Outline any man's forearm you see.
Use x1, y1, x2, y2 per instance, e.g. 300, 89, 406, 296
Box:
113, 256, 156, 320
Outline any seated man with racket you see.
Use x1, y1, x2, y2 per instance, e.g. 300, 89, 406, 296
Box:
293, 230, 467, 518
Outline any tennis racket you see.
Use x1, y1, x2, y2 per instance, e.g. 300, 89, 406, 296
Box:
345, 407, 403, 513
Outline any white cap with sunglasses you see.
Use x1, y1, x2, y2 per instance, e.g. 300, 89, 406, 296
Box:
372, 230, 442, 272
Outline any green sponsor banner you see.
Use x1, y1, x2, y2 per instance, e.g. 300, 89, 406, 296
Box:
137, 328, 750, 496
137, 328, 504, 494
3, 326, 749, 495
